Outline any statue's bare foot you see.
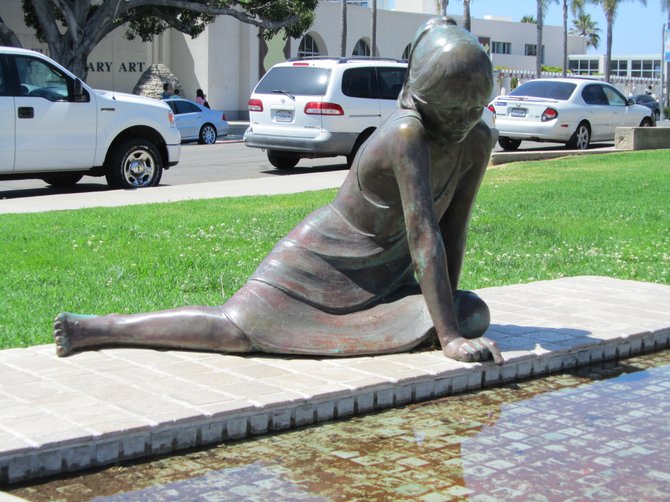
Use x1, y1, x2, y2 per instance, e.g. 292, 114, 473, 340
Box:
53, 313, 97, 357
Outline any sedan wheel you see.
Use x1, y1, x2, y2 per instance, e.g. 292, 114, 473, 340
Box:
498, 137, 522, 151
567, 123, 590, 150
639, 117, 654, 127
199, 124, 217, 144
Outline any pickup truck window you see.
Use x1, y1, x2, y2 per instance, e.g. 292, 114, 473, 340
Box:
15, 55, 69, 102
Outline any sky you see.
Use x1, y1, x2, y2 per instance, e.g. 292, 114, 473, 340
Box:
390, 1, 669, 56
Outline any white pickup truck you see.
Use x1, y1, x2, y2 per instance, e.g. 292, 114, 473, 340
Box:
0, 47, 181, 188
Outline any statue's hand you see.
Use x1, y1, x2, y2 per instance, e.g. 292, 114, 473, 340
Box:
443, 336, 504, 365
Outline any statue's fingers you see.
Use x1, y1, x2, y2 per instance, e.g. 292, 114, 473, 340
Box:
479, 337, 504, 365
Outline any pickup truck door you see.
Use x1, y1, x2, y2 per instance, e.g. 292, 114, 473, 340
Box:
12, 54, 97, 172
0, 57, 15, 173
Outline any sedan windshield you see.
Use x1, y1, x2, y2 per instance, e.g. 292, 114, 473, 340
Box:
509, 81, 577, 100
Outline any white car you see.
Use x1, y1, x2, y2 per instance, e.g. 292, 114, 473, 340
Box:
0, 47, 180, 188
488, 78, 654, 151
244, 57, 407, 169
164, 97, 229, 144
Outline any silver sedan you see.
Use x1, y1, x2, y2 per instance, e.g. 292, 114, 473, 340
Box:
164, 97, 230, 144
488, 78, 654, 151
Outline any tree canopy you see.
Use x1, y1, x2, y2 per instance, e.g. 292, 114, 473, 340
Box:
1, 0, 318, 80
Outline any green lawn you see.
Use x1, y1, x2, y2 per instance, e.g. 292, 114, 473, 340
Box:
1, 150, 668, 349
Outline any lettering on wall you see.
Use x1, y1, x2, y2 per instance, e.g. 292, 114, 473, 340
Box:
87, 62, 146, 72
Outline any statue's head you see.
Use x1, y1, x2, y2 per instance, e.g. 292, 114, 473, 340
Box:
399, 17, 493, 142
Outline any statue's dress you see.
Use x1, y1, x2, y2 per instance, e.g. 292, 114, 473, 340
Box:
221, 112, 488, 356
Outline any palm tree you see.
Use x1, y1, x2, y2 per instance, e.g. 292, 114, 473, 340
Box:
562, 0, 585, 77
340, 0, 347, 57
589, 0, 647, 82
436, 0, 448, 16
662, 0, 670, 109
371, 0, 377, 57
537, 0, 559, 78
463, 0, 473, 31
569, 12, 601, 49
521, 15, 537, 23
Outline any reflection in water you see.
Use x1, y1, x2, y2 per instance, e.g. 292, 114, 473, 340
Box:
10, 350, 670, 501
462, 366, 669, 501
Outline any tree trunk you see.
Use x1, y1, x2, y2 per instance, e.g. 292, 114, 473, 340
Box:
562, 0, 568, 77
536, 0, 543, 78
371, 0, 377, 57
605, 15, 613, 83
340, 0, 347, 57
463, 0, 472, 32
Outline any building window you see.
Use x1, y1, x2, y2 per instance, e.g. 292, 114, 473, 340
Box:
632, 59, 661, 78
352, 39, 370, 56
297, 34, 320, 58
491, 41, 511, 55
609, 59, 628, 77
524, 44, 545, 63
569, 58, 599, 75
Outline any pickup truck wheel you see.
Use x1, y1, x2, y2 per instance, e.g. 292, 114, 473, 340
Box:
267, 150, 299, 169
42, 173, 84, 187
199, 124, 217, 144
105, 138, 163, 188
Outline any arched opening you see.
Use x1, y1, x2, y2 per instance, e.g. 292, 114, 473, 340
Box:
352, 39, 370, 57
298, 34, 320, 58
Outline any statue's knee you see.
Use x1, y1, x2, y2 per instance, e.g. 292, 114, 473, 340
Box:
453, 290, 490, 339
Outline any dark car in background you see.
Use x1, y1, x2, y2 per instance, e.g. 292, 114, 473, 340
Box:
632, 94, 660, 122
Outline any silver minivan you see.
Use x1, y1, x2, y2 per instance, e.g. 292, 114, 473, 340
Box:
244, 57, 407, 169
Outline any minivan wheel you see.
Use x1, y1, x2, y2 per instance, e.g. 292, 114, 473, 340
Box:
267, 150, 299, 169
42, 173, 84, 187
566, 122, 590, 150
498, 137, 521, 151
199, 124, 217, 144
105, 138, 163, 188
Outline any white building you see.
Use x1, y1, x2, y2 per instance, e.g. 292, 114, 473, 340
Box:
2, 0, 600, 119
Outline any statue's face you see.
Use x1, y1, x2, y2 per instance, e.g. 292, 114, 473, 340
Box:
414, 76, 490, 143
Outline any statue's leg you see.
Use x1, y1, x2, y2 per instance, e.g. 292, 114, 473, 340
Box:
453, 290, 490, 339
53, 306, 253, 357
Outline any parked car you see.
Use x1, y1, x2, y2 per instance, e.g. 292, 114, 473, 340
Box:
488, 78, 654, 151
244, 57, 408, 169
632, 94, 661, 122
164, 97, 229, 144
0, 47, 180, 188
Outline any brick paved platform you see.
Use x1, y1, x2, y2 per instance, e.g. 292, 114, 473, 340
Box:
1, 276, 669, 485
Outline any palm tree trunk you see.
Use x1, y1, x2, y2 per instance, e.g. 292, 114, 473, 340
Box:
604, 13, 613, 83
340, 0, 347, 57
562, 0, 568, 77
371, 0, 377, 57
536, 0, 543, 78
463, 0, 472, 32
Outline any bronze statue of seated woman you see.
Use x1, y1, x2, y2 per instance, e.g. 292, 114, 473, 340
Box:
54, 17, 503, 366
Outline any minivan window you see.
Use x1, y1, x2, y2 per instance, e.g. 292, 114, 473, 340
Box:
342, 68, 376, 98
378, 67, 406, 100
255, 67, 331, 96
510, 81, 576, 100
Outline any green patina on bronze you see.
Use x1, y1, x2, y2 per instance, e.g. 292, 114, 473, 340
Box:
54, 17, 502, 365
